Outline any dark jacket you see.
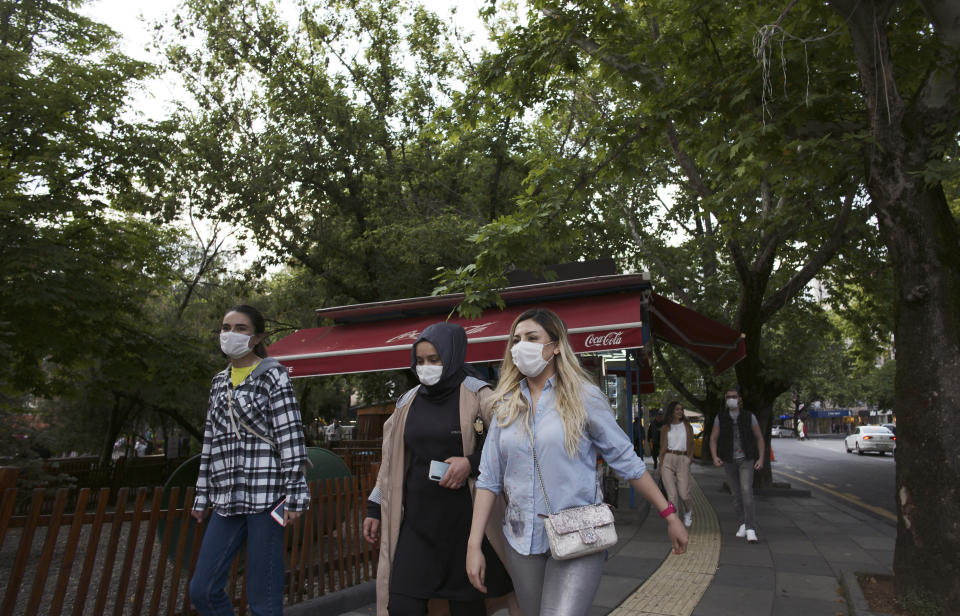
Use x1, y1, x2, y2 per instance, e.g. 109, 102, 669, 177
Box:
647, 419, 663, 445
716, 408, 759, 462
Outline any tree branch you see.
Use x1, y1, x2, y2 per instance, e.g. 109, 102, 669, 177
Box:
913, 0, 960, 114
760, 191, 857, 322
620, 204, 694, 305
149, 405, 204, 442
652, 338, 706, 412
664, 122, 712, 200
727, 237, 752, 284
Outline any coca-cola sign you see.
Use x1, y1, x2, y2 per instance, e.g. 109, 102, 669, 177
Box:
385, 330, 423, 344
464, 322, 495, 335
385, 322, 497, 345
583, 331, 624, 348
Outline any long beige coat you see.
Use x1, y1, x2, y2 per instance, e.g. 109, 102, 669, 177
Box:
372, 382, 513, 616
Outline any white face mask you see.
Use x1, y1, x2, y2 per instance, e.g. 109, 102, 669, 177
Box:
220, 331, 253, 359
416, 364, 443, 386
510, 340, 552, 378
726, 397, 739, 410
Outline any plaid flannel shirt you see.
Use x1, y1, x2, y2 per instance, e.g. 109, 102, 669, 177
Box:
193, 357, 311, 515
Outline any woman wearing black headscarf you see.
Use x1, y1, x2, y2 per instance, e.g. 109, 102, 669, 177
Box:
362, 323, 515, 616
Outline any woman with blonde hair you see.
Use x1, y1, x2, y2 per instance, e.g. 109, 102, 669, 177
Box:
466, 308, 688, 616
658, 401, 695, 527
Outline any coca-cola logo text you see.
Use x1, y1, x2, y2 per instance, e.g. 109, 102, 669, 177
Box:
583, 331, 624, 348
385, 330, 422, 344
384, 322, 497, 345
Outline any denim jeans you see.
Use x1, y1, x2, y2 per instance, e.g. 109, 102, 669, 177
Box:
189, 509, 285, 616
723, 459, 757, 531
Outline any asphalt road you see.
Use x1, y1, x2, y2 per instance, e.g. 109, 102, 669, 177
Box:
767, 436, 897, 526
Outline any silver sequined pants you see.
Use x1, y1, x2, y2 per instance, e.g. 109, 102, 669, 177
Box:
504, 542, 605, 616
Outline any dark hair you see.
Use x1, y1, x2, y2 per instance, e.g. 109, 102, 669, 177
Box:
227, 304, 269, 358
665, 400, 686, 422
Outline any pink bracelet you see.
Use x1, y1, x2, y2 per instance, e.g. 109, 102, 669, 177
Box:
659, 502, 676, 518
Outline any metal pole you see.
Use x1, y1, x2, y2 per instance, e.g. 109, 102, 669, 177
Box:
625, 350, 636, 509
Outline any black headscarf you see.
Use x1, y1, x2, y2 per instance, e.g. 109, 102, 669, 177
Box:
410, 322, 468, 401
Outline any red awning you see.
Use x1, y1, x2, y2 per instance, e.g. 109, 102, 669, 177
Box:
268, 275, 745, 391
269, 292, 648, 379
648, 293, 745, 376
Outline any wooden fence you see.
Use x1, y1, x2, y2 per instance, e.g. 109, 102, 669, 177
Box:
0, 476, 377, 616
331, 442, 382, 478
42, 456, 192, 494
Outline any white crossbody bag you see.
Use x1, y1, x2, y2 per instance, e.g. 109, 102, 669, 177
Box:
530, 430, 617, 560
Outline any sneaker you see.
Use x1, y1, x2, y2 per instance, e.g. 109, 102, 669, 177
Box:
683, 511, 693, 527
735, 524, 746, 538
746, 529, 758, 543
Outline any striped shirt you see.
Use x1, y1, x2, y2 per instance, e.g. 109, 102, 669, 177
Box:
193, 357, 310, 514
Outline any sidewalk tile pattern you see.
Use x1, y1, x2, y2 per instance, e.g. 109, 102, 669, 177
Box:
610, 478, 719, 616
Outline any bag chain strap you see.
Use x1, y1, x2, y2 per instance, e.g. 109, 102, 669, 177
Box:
528, 427, 555, 516
528, 421, 602, 517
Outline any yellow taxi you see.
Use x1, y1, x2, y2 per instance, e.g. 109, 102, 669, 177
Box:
690, 421, 704, 458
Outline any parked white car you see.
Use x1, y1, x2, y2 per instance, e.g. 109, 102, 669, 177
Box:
771, 425, 795, 438
845, 426, 896, 455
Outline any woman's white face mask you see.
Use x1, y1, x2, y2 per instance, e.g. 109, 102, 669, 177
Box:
220, 331, 253, 359
416, 364, 443, 386
510, 340, 552, 378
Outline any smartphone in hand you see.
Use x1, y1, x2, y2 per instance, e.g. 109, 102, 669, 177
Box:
270, 499, 286, 526
428, 460, 450, 481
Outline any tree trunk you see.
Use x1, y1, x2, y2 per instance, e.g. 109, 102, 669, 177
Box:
879, 184, 960, 607
99, 400, 123, 466
735, 292, 787, 488
829, 1, 960, 608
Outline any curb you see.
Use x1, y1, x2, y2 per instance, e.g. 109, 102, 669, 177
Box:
840, 568, 890, 616
284, 580, 376, 616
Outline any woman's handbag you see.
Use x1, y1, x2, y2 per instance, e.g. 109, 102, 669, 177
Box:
530, 432, 618, 560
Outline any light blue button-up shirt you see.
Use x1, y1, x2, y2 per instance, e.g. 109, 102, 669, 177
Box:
476, 376, 647, 555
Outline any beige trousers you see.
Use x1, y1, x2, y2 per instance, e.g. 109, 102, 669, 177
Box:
660, 452, 693, 513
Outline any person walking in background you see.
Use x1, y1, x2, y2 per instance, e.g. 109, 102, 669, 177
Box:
467, 308, 687, 616
190, 304, 310, 615
647, 409, 665, 469
326, 419, 344, 448
632, 410, 643, 456
362, 322, 516, 616
658, 401, 695, 527
709, 388, 765, 544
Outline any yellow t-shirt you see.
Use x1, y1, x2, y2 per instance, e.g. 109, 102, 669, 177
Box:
230, 362, 260, 388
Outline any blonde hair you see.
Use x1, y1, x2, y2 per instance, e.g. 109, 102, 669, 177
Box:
491, 308, 592, 457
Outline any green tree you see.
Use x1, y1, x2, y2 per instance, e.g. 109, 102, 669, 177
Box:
159, 0, 530, 312
0, 0, 227, 463
1, 0, 157, 393
438, 1, 959, 607
434, 0, 876, 486
819, 2, 960, 607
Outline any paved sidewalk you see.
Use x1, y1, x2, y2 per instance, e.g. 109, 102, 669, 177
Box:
319, 462, 896, 616
595, 463, 895, 616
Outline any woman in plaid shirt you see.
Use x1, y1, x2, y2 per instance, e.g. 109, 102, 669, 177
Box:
189, 305, 310, 616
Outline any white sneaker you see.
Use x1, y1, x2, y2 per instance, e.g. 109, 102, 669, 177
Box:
746, 529, 758, 543
683, 511, 693, 527
735, 524, 746, 538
